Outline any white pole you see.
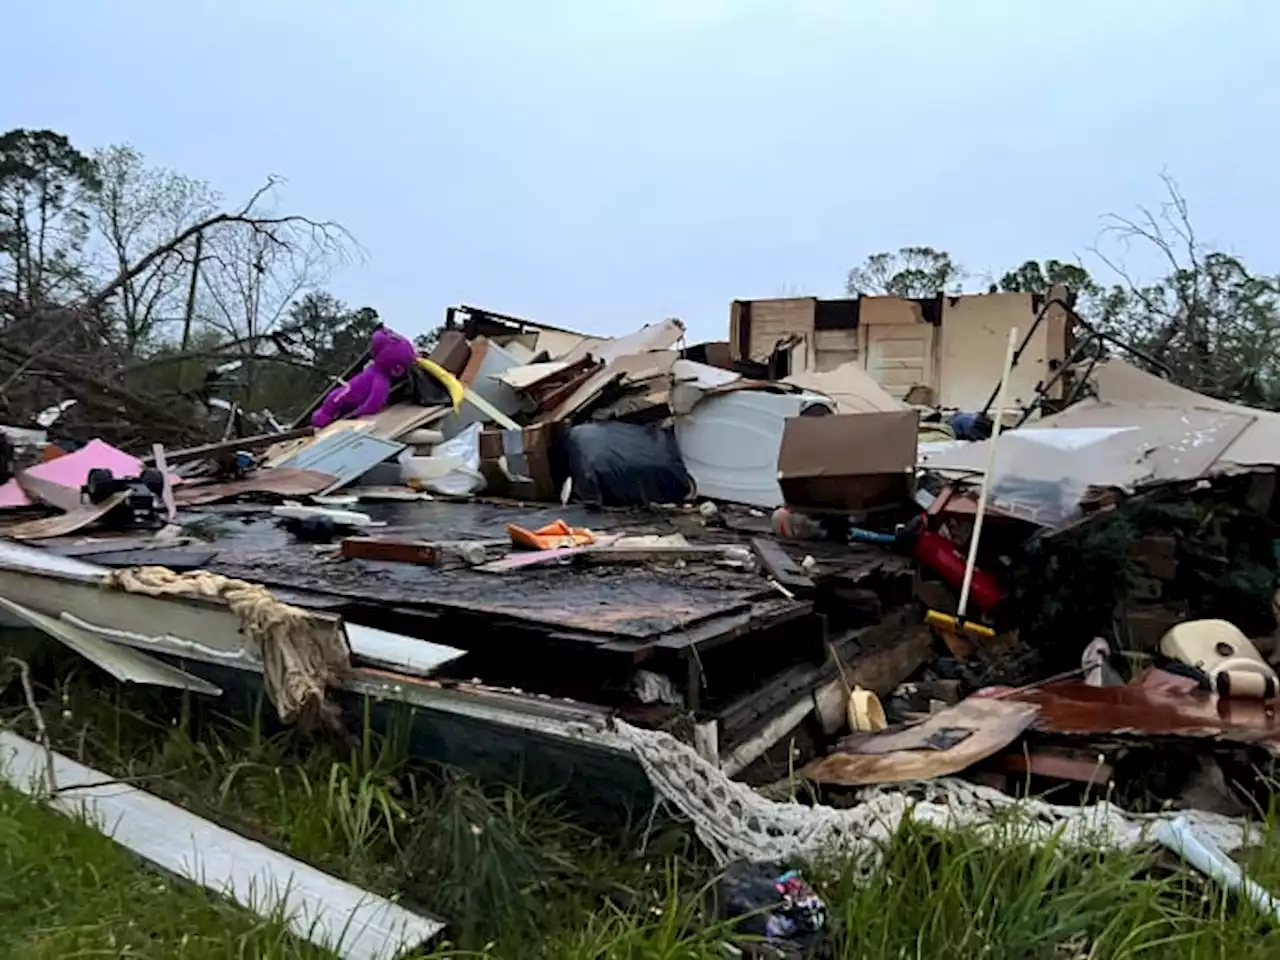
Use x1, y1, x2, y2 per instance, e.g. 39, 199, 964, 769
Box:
957, 327, 1018, 619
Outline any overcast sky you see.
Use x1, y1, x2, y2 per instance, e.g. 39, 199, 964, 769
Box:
10, 1, 1279, 341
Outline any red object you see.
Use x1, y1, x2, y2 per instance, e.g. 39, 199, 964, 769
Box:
912, 529, 1004, 612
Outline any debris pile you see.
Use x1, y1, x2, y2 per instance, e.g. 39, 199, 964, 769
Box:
5, 292, 1280, 851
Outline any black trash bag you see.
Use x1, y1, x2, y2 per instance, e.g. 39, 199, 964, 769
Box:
565, 421, 693, 507
713, 861, 826, 955
280, 514, 339, 543
390, 361, 451, 408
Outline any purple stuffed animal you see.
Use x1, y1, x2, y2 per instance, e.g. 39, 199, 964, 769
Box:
312, 328, 418, 428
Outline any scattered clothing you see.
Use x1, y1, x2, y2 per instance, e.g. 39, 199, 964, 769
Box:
948, 411, 994, 441
714, 861, 826, 954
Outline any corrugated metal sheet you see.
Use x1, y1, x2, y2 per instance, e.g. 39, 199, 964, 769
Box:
978, 671, 1280, 754
361, 403, 451, 441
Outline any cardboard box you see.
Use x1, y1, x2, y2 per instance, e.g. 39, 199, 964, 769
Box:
777, 410, 918, 512
479, 422, 560, 501
429, 329, 472, 376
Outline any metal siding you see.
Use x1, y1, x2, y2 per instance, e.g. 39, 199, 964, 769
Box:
278, 431, 406, 493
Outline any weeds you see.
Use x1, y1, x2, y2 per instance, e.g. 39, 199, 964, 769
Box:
9, 658, 1280, 957
325, 757, 405, 853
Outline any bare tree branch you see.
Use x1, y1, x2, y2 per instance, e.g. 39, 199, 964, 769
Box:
79, 178, 351, 318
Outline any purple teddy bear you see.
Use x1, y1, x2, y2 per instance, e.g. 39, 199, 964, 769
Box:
311, 328, 418, 429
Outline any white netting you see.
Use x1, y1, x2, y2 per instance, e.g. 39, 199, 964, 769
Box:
614, 720, 1256, 866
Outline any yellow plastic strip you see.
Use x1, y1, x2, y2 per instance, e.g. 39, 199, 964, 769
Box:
416, 357, 465, 411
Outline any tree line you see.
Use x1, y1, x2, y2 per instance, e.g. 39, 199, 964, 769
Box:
0, 128, 378, 444
845, 176, 1280, 408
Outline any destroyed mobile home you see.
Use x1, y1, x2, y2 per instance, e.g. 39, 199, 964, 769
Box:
6, 290, 1280, 854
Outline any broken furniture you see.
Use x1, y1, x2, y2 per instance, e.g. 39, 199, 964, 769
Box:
79, 466, 167, 530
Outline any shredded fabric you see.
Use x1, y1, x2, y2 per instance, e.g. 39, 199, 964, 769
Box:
613, 720, 1255, 867
106, 567, 350, 725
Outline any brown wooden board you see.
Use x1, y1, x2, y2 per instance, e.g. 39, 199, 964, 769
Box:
802, 698, 1039, 787
778, 410, 919, 513
208, 543, 775, 643
4, 491, 130, 540
142, 429, 314, 466
341, 537, 442, 566
174, 468, 337, 505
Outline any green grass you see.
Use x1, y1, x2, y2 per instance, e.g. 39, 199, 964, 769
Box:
818, 820, 1280, 959
0, 782, 330, 959
9, 659, 1280, 958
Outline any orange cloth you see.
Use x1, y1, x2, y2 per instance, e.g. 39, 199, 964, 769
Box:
506, 519, 596, 551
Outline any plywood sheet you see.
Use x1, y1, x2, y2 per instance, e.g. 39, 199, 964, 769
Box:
4, 491, 129, 540
783, 362, 902, 413
559, 318, 685, 366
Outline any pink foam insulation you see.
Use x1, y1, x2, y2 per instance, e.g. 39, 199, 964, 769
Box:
0, 479, 31, 509
20, 439, 183, 492
23, 439, 145, 489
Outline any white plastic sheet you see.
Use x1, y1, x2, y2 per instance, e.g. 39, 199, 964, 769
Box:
420, 422, 486, 496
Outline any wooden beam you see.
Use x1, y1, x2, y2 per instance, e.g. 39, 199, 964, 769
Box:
751, 537, 814, 593
341, 537, 442, 566
721, 697, 814, 777
143, 427, 314, 466
988, 746, 1114, 785
813, 625, 934, 734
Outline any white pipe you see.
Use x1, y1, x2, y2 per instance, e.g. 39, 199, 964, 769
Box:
958, 326, 1018, 619
1155, 816, 1280, 921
